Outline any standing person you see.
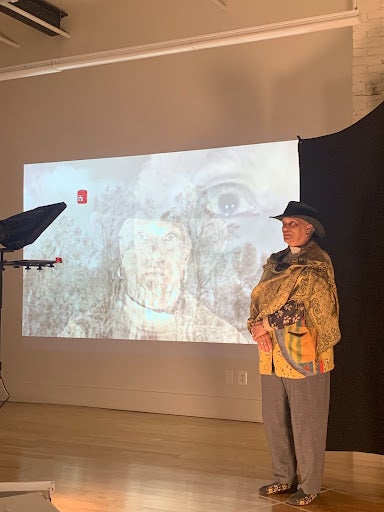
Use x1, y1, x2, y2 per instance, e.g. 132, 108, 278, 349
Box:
248, 201, 341, 506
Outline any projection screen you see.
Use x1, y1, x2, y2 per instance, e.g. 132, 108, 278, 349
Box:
23, 141, 299, 343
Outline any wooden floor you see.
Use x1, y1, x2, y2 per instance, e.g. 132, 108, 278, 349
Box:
0, 402, 383, 512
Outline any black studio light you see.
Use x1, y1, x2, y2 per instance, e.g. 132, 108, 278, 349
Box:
0, 202, 66, 250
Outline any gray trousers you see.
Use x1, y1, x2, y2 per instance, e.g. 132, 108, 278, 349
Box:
261, 372, 330, 494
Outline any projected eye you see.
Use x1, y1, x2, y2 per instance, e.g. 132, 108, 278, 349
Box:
164, 232, 179, 242
203, 183, 259, 218
135, 232, 149, 242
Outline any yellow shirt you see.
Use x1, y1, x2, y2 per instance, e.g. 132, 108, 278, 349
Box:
258, 323, 335, 378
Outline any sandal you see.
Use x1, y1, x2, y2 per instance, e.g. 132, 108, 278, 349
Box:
286, 489, 318, 506
259, 482, 297, 496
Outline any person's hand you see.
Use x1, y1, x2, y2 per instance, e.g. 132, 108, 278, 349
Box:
255, 332, 273, 352
250, 321, 273, 352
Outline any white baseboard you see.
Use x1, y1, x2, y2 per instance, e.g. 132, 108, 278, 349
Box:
8, 382, 262, 422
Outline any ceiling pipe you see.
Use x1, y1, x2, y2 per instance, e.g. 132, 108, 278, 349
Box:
0, 9, 360, 82
0, 0, 70, 38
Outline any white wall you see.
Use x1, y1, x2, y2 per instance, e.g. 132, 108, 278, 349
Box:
0, 0, 353, 421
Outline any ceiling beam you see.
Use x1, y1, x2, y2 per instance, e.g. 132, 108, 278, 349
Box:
0, 0, 68, 37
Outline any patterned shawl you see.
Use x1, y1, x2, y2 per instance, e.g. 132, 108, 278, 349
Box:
249, 240, 341, 353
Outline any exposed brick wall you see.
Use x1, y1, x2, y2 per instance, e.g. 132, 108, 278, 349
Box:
352, 0, 384, 119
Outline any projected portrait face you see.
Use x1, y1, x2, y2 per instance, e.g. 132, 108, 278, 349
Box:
119, 218, 191, 312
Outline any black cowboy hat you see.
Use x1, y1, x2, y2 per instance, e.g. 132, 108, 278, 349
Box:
270, 201, 325, 238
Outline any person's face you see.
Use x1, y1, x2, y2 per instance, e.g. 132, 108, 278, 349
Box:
120, 219, 191, 311
281, 217, 312, 247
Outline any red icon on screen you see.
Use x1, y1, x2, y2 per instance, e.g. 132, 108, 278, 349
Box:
77, 189, 87, 204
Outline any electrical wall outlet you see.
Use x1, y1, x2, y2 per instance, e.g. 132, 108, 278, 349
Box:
224, 369, 234, 385
238, 370, 248, 385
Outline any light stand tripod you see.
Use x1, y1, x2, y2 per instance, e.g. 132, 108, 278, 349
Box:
0, 202, 66, 510
0, 249, 63, 384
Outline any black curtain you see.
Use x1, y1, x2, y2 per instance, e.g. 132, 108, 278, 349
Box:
299, 101, 384, 455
